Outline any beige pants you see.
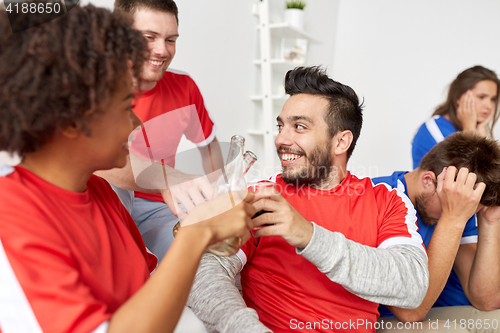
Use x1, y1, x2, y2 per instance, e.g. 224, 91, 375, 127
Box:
377, 306, 500, 333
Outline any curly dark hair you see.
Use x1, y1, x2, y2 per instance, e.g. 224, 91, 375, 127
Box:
0, 2, 149, 157
420, 131, 500, 206
114, 0, 178, 24
284, 66, 363, 160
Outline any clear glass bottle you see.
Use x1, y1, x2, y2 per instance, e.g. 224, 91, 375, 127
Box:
243, 151, 258, 175
173, 136, 258, 257
206, 136, 252, 256
226, 135, 245, 165
212, 135, 246, 196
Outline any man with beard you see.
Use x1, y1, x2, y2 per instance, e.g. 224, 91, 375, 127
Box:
373, 132, 500, 329
186, 66, 429, 333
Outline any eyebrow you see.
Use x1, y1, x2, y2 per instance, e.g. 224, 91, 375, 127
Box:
276, 115, 314, 123
122, 93, 135, 102
142, 30, 179, 38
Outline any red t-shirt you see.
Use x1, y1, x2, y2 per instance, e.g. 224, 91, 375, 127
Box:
131, 69, 216, 203
238, 173, 423, 333
0, 166, 157, 333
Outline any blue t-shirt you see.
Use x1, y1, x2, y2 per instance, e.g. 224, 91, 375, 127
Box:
373, 171, 477, 317
412, 116, 458, 169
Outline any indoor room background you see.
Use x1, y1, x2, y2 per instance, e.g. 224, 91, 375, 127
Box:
2, 0, 500, 180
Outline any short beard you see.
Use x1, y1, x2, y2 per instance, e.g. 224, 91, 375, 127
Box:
140, 61, 168, 84
280, 140, 333, 188
141, 70, 165, 84
414, 193, 439, 226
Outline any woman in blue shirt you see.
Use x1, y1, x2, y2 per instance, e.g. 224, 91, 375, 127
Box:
412, 66, 500, 169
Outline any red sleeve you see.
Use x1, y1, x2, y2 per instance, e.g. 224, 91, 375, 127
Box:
183, 78, 215, 145
374, 183, 426, 253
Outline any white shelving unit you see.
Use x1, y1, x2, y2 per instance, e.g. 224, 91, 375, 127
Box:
250, 0, 320, 170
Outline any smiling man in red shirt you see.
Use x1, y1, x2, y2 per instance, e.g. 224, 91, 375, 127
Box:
187, 66, 429, 333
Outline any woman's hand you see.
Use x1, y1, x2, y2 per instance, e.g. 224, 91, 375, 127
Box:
457, 90, 477, 131
180, 191, 257, 245
476, 108, 494, 137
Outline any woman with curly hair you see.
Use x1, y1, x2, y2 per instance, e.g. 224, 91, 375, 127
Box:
412, 65, 500, 169
0, 3, 254, 333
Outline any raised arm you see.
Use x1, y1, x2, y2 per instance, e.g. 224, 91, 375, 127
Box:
455, 205, 500, 311
95, 154, 214, 218
388, 167, 485, 322
298, 224, 428, 307
250, 187, 429, 309
187, 253, 271, 333
108, 192, 256, 333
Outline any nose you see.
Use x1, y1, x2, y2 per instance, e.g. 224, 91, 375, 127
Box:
487, 99, 495, 111
151, 40, 169, 58
275, 126, 293, 148
131, 110, 143, 130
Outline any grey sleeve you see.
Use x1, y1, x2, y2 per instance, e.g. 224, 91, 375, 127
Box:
187, 253, 271, 333
297, 223, 429, 308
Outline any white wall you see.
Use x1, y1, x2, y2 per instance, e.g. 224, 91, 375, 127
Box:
3, 0, 500, 182
333, 0, 500, 178
71, 0, 337, 179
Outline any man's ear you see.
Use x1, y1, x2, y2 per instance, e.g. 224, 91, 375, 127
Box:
333, 130, 353, 156
421, 170, 437, 192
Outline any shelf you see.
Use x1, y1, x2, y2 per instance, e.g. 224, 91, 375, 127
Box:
250, 94, 288, 101
257, 22, 321, 43
252, 1, 322, 170
247, 129, 265, 136
247, 129, 277, 137
253, 59, 301, 72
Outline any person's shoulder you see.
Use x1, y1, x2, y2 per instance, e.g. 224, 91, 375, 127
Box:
160, 68, 199, 91
0, 165, 23, 196
0, 166, 45, 228
414, 117, 436, 137
368, 172, 411, 207
88, 174, 119, 200
433, 115, 450, 126
341, 172, 369, 188
88, 174, 111, 189
372, 171, 407, 188
163, 68, 195, 83
166, 67, 191, 76
371, 174, 393, 186
343, 172, 378, 197
413, 115, 451, 147
0, 164, 15, 177
433, 115, 457, 132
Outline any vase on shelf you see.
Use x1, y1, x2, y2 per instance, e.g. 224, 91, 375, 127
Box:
284, 8, 304, 30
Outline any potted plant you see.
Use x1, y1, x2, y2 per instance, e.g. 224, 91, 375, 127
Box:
285, 0, 306, 30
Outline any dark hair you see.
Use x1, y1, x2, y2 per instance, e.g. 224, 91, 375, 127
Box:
114, 0, 178, 24
284, 66, 363, 159
0, 3, 149, 157
420, 131, 500, 206
433, 65, 500, 136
